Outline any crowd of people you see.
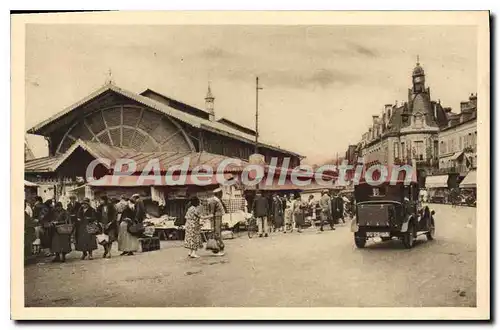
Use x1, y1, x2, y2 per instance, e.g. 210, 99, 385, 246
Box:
247, 189, 354, 236
24, 193, 147, 262
24, 188, 355, 263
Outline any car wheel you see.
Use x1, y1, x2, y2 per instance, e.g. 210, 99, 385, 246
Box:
426, 217, 435, 241
402, 222, 416, 249
354, 234, 366, 248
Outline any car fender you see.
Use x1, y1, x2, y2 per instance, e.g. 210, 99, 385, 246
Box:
400, 215, 414, 233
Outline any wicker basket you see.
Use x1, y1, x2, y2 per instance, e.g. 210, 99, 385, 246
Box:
86, 223, 100, 234
55, 223, 74, 235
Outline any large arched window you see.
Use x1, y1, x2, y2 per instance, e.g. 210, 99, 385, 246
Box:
56, 105, 195, 154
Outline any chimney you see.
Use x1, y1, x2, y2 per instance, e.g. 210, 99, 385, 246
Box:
205, 83, 215, 121
372, 115, 379, 125
460, 101, 468, 113
469, 93, 477, 107
385, 104, 392, 120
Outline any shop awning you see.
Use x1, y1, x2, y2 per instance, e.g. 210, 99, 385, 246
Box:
439, 151, 464, 164
87, 173, 235, 187
425, 175, 449, 189
460, 170, 477, 189
24, 180, 39, 187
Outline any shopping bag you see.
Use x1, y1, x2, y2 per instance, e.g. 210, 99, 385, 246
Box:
86, 223, 100, 234
56, 223, 74, 235
96, 233, 109, 245
128, 222, 145, 237
143, 225, 155, 237
205, 238, 219, 251
221, 230, 234, 240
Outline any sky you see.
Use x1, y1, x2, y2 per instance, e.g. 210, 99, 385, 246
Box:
25, 25, 477, 164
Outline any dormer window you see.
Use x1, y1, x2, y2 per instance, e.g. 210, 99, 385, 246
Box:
414, 114, 424, 128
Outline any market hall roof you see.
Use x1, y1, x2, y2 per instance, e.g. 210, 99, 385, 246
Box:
27, 83, 301, 158
25, 139, 249, 174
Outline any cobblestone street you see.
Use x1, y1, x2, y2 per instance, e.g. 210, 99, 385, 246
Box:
24, 204, 476, 307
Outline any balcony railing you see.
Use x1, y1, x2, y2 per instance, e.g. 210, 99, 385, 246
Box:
432, 165, 468, 175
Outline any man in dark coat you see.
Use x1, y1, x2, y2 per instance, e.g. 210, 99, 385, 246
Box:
131, 194, 146, 223
252, 190, 269, 237
331, 193, 344, 225
96, 195, 117, 258
67, 195, 81, 224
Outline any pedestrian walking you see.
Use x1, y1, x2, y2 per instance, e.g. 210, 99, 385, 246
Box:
331, 192, 343, 225
32, 196, 48, 255
307, 195, 316, 229
66, 195, 81, 246
319, 189, 333, 231
131, 193, 147, 223
184, 196, 211, 258
336, 194, 346, 224
117, 197, 140, 256
207, 188, 226, 256
75, 198, 98, 260
252, 190, 270, 237
96, 195, 117, 258
272, 194, 284, 232
292, 193, 304, 233
24, 200, 36, 258
284, 196, 293, 233
50, 202, 72, 263
41, 199, 55, 256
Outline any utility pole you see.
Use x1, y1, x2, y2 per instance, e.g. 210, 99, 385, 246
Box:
255, 77, 263, 154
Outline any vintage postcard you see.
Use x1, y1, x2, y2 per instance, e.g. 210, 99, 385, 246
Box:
11, 11, 490, 320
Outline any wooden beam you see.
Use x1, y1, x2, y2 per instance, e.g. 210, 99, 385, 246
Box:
159, 129, 182, 150
129, 108, 144, 148
83, 119, 101, 142
120, 105, 124, 147
101, 110, 114, 146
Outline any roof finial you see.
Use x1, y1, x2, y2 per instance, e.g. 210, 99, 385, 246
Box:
105, 68, 114, 85
416, 54, 420, 65
205, 81, 214, 100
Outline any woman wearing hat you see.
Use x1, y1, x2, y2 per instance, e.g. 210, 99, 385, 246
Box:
50, 202, 72, 262
75, 197, 98, 260
117, 197, 140, 256
184, 196, 212, 258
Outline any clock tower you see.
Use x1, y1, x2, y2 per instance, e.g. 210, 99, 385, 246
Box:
412, 56, 425, 94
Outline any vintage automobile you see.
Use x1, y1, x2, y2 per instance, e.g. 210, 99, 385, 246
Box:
351, 172, 436, 249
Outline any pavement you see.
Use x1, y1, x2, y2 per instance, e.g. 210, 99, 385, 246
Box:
24, 204, 476, 307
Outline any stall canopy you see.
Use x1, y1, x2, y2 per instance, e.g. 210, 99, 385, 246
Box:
460, 170, 477, 189
87, 173, 235, 187
425, 175, 449, 189
24, 180, 39, 187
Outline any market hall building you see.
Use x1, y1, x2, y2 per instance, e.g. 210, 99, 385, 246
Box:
25, 82, 303, 216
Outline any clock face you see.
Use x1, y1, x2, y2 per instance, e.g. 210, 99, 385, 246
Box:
414, 76, 424, 83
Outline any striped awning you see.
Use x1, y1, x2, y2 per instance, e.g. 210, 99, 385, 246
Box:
425, 175, 449, 189
24, 180, 39, 187
87, 173, 235, 187
460, 170, 477, 189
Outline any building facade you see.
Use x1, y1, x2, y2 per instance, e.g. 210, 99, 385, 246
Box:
357, 60, 449, 184
438, 93, 477, 177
